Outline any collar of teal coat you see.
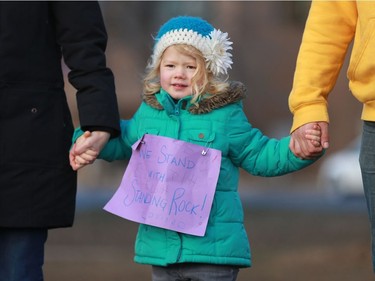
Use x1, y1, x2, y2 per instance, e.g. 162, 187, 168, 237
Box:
155, 88, 201, 115
144, 81, 247, 115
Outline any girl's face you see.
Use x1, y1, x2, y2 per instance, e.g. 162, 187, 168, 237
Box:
159, 46, 197, 100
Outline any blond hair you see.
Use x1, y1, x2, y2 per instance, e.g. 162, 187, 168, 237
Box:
143, 44, 229, 104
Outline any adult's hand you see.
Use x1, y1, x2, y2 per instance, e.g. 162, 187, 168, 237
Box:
289, 122, 329, 159
70, 131, 110, 170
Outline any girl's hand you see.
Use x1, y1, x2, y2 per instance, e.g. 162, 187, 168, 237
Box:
70, 131, 100, 170
305, 124, 322, 148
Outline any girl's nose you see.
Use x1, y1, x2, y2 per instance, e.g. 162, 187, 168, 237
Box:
174, 67, 186, 78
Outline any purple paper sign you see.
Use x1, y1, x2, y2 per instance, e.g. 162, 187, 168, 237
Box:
103, 134, 221, 236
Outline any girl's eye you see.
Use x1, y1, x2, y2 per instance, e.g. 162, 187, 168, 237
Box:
187, 65, 197, 69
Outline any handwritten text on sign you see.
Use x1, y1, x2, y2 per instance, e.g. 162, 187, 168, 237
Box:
104, 134, 221, 236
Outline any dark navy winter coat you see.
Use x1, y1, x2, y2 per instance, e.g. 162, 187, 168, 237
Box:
0, 1, 120, 228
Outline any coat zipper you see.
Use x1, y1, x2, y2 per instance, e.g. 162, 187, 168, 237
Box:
176, 233, 183, 262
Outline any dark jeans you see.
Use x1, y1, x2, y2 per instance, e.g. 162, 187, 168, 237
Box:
360, 121, 375, 272
152, 263, 239, 281
0, 228, 48, 281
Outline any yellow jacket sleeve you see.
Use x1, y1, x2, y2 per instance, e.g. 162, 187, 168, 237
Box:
289, 1, 357, 132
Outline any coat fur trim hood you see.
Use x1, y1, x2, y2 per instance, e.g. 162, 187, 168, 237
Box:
142, 81, 247, 114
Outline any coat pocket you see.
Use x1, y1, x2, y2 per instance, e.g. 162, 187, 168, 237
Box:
0, 88, 73, 167
187, 129, 216, 147
347, 19, 375, 83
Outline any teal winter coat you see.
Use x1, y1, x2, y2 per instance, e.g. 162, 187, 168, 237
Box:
73, 82, 317, 268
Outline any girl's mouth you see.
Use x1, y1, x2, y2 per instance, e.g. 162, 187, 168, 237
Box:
172, 83, 187, 89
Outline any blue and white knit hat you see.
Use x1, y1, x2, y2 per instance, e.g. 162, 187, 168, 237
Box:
150, 16, 233, 76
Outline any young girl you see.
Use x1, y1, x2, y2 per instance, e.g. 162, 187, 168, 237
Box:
72, 16, 322, 281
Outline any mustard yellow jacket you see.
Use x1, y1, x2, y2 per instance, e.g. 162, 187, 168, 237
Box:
289, 0, 375, 132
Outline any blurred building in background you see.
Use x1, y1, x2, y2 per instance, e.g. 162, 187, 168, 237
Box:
65, 1, 362, 192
